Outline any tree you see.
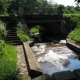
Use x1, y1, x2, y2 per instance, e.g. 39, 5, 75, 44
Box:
63, 6, 76, 14
0, 0, 10, 14
75, 0, 80, 3
75, 5, 80, 13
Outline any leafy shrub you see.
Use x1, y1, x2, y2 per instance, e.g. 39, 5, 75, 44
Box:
16, 22, 29, 42
30, 25, 40, 33
17, 22, 22, 29
63, 14, 80, 23
17, 29, 29, 42
0, 40, 17, 80
64, 14, 80, 42
0, 20, 7, 39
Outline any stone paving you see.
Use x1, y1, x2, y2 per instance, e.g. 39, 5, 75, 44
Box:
16, 45, 31, 80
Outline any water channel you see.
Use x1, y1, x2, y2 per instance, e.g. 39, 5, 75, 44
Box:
31, 40, 80, 75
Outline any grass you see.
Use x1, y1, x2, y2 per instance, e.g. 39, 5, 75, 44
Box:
0, 40, 18, 80
68, 21, 80, 42
0, 20, 18, 80
16, 22, 29, 42
63, 14, 80, 42
17, 29, 30, 42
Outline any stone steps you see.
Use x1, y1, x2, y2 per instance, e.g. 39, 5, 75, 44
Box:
4, 18, 22, 45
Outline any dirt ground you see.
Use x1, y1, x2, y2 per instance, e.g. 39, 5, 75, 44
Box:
16, 45, 31, 80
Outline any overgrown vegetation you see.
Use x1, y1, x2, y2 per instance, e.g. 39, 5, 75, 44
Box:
0, 40, 18, 80
30, 25, 41, 41
63, 14, 80, 22
0, 13, 9, 16
0, 20, 18, 80
64, 14, 80, 42
30, 25, 40, 33
16, 22, 29, 42
0, 20, 7, 39
0, 0, 80, 15
68, 21, 80, 42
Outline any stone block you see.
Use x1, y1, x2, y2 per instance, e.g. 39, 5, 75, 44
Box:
52, 70, 76, 80
23, 42, 42, 78
74, 69, 80, 78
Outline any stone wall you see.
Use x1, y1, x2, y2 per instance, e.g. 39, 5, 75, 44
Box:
66, 38, 80, 53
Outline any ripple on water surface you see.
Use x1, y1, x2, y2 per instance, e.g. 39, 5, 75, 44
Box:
31, 41, 80, 75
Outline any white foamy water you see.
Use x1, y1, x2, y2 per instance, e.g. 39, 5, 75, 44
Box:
31, 43, 46, 56
31, 41, 80, 75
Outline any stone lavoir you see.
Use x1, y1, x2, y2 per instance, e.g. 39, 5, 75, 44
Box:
31, 40, 80, 75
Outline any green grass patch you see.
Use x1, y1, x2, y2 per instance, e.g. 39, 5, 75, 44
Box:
16, 22, 29, 42
64, 14, 80, 42
30, 25, 40, 33
0, 40, 18, 80
17, 29, 29, 42
68, 21, 80, 42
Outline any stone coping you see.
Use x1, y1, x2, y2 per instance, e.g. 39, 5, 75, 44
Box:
23, 42, 42, 79
66, 38, 80, 53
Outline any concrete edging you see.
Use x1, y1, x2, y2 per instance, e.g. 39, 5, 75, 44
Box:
66, 38, 80, 53
23, 42, 42, 78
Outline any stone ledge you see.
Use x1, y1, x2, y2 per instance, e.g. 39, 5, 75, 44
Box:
23, 42, 42, 78
66, 38, 80, 53
52, 70, 76, 80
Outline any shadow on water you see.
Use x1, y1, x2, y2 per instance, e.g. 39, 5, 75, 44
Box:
31, 33, 67, 44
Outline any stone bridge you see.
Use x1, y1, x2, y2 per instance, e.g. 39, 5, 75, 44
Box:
0, 14, 76, 39
24, 15, 75, 38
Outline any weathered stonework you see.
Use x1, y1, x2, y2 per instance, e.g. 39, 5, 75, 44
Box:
66, 38, 80, 53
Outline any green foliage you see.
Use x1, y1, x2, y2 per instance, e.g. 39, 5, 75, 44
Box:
30, 25, 40, 33
68, 21, 80, 42
64, 14, 80, 42
17, 22, 29, 42
0, 40, 17, 80
0, 0, 10, 14
63, 14, 80, 22
0, 0, 79, 15
17, 30, 30, 42
0, 40, 5, 58
0, 13, 9, 16
0, 20, 7, 39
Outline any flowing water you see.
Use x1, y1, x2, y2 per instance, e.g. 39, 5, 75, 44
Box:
31, 40, 80, 75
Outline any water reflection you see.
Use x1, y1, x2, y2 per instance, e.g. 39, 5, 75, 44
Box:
31, 40, 80, 75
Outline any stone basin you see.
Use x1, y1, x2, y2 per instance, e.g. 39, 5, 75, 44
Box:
31, 40, 80, 75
